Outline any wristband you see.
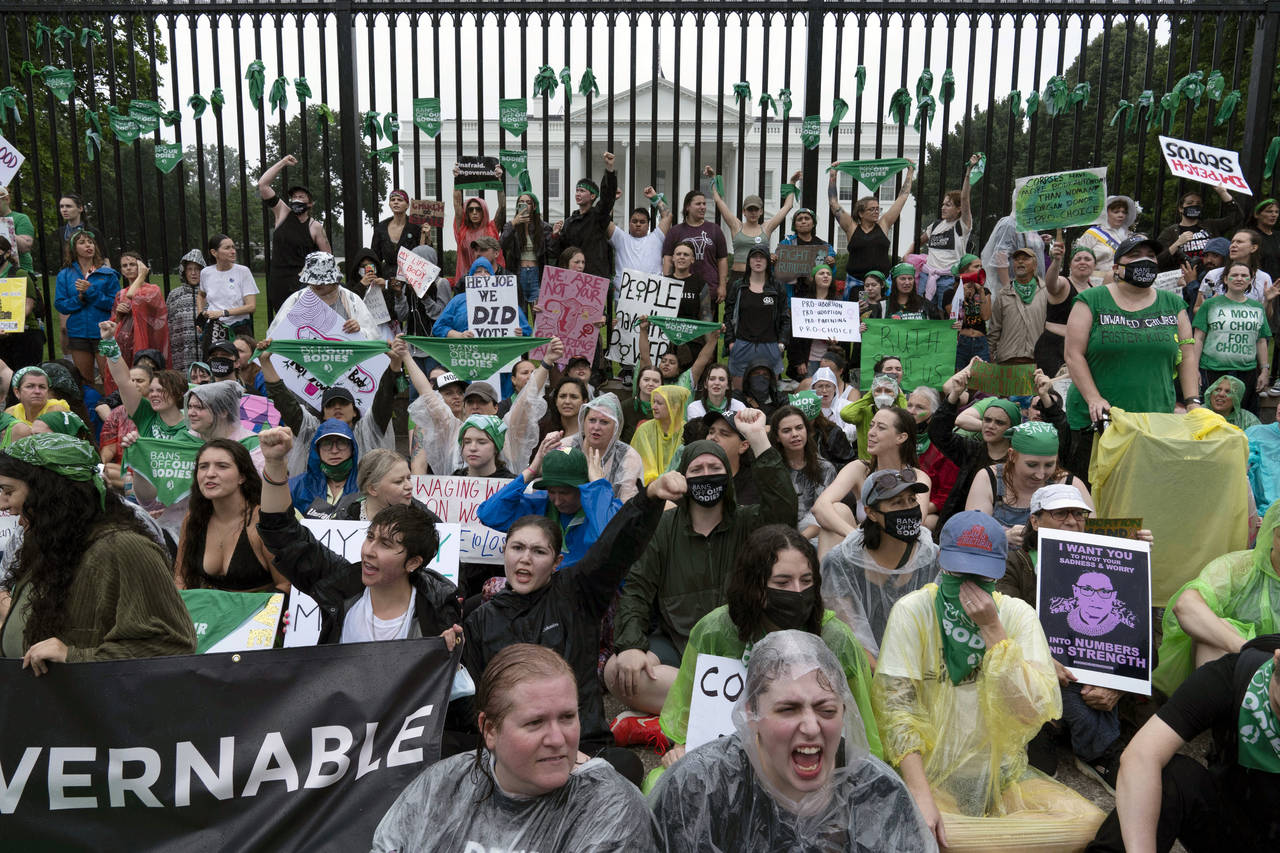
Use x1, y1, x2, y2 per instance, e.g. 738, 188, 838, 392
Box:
262, 468, 289, 486
98, 338, 121, 361
540, 359, 555, 371
650, 192, 666, 208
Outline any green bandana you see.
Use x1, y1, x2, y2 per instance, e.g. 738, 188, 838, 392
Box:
36, 411, 87, 437
181, 589, 281, 654
934, 573, 997, 684
459, 413, 507, 451
1238, 657, 1280, 772
155, 142, 183, 174
401, 336, 550, 382
412, 97, 441, 137
647, 315, 721, 346
1008, 420, 1059, 455
4, 434, 106, 508
986, 398, 1023, 429
827, 158, 911, 194
125, 436, 203, 506
320, 457, 354, 481
1070, 245, 1097, 263
264, 340, 391, 385
576, 180, 599, 198
499, 98, 528, 136
11, 366, 46, 391
950, 253, 980, 277
1011, 275, 1039, 304
789, 390, 821, 420
890, 262, 916, 280
916, 432, 931, 457
800, 115, 821, 150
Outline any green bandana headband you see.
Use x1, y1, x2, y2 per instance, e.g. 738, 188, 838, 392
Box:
1007, 420, 1059, 455
459, 413, 507, 451
950, 254, 980, 276
11, 366, 47, 391
1238, 656, 1280, 772
4, 433, 106, 509
1255, 198, 1278, 215
986, 398, 1023, 429
812, 262, 833, 280
789, 390, 822, 420
36, 411, 87, 437
576, 180, 598, 198
890, 262, 916, 279
1070, 245, 1098, 262
934, 573, 997, 684
864, 270, 887, 285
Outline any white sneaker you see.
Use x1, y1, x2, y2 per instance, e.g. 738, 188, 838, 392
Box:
1267, 380, 1280, 397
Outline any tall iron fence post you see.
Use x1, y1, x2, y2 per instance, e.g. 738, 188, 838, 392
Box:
336, 1, 363, 270
801, 0, 824, 211
1243, 3, 1280, 190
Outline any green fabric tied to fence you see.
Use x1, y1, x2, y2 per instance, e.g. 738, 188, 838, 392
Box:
269, 76, 289, 113
779, 88, 792, 118
294, 76, 312, 101
84, 111, 102, 161
130, 99, 161, 134
401, 337, 550, 382
800, 115, 820, 150
829, 98, 848, 136
42, 68, 75, 103
888, 89, 912, 125
107, 107, 141, 144
499, 98, 528, 136
125, 436, 204, 506
155, 142, 183, 174
532, 65, 558, 98
265, 339, 391, 385
0, 87, 25, 124
647, 316, 721, 346
188, 93, 208, 120
578, 69, 599, 98
414, 97, 441, 137
245, 60, 265, 110
855, 66, 866, 97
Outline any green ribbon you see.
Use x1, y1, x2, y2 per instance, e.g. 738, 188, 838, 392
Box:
19, 61, 38, 80
1265, 137, 1280, 181
916, 69, 934, 101
969, 153, 986, 186
315, 103, 337, 137
800, 115, 820, 150
856, 66, 866, 98
32, 23, 51, 50
245, 60, 265, 110
758, 93, 777, 116
130, 99, 161, 134
499, 149, 528, 185
1026, 91, 1040, 119
888, 88, 912, 125
42, 67, 75, 103
934, 573, 997, 685
1215, 90, 1241, 127
499, 97, 528, 136
559, 67, 572, 107
188, 93, 209, 120
268, 76, 289, 113
578, 69, 599, 98
84, 110, 102, 161
0, 87, 26, 124
780, 183, 800, 202
1043, 75, 1069, 116
532, 65, 558, 98
1009, 90, 1023, 119
80, 27, 104, 48
779, 88, 792, 118
161, 109, 181, 127
829, 97, 848, 136
383, 112, 399, 141
265, 339, 391, 385
517, 170, 532, 193
1206, 70, 1226, 102
375, 143, 399, 163
913, 95, 935, 133
1071, 81, 1091, 109
712, 175, 724, 197
1174, 71, 1205, 108
1110, 100, 1133, 132
125, 436, 204, 507
294, 76, 312, 101
732, 81, 751, 106
413, 97, 441, 137
363, 110, 383, 141
1135, 89, 1154, 113
106, 105, 141, 144
941, 69, 955, 106
52, 26, 76, 49
828, 158, 911, 194
155, 142, 183, 175
400, 336, 550, 383
646, 316, 721, 346
211, 88, 225, 113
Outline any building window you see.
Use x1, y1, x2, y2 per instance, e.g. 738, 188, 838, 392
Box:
764, 171, 775, 199
548, 168, 561, 199
878, 182, 897, 203
422, 168, 438, 196
839, 176, 854, 203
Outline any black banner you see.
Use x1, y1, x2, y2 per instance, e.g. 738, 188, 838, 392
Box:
1, 640, 459, 852
454, 156, 503, 191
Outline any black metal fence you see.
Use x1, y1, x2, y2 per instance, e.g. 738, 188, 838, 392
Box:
2, 0, 1278, 357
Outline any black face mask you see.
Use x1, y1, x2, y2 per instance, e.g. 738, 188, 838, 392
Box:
746, 374, 772, 403
1120, 258, 1158, 288
687, 473, 730, 506
764, 586, 817, 630
881, 505, 923, 542
288, 200, 309, 216
1182, 205, 1202, 219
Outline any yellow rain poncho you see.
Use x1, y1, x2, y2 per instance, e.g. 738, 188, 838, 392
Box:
1153, 502, 1280, 695
630, 384, 690, 485
873, 584, 1104, 851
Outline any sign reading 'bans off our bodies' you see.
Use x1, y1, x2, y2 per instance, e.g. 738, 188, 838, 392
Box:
531, 266, 609, 368
1157, 135, 1253, 196
1013, 167, 1108, 231
860, 319, 958, 392
606, 268, 683, 364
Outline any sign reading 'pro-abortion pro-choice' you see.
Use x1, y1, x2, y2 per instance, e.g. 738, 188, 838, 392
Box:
1013, 167, 1108, 231
606, 268, 683, 365
859, 319, 957, 392
791, 298, 861, 342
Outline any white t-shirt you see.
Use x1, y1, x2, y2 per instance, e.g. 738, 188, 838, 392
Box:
609, 227, 666, 285
686, 397, 747, 420
1200, 266, 1273, 304
200, 263, 259, 325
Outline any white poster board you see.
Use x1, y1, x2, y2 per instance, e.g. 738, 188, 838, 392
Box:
605, 268, 683, 364
0, 133, 26, 188
300, 518, 462, 584
396, 246, 441, 298
686, 653, 748, 750
1158, 135, 1253, 196
791, 298, 861, 342
1153, 270, 1184, 293
412, 475, 509, 564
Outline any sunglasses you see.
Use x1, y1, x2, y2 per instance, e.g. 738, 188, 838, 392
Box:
1045, 508, 1090, 522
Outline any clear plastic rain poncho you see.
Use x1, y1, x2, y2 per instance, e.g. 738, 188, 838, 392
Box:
821, 527, 941, 658
1154, 502, 1280, 695
371, 752, 659, 853
872, 584, 1105, 851
650, 630, 936, 852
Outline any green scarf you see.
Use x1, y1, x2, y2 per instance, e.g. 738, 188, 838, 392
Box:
264, 339, 391, 385
4, 433, 106, 508
321, 457, 354, 481
1011, 277, 1038, 305
1238, 656, 1280, 772
934, 573, 996, 684
916, 432, 931, 457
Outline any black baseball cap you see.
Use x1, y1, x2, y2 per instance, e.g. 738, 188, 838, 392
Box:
702, 409, 744, 439
322, 387, 356, 408
1114, 234, 1162, 261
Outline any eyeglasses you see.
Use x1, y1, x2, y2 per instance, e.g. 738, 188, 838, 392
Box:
1046, 508, 1090, 522
1073, 584, 1116, 600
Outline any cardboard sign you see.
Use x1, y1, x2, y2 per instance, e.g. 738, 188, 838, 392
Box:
686, 654, 748, 750
363, 284, 392, 326
301, 518, 462, 585
396, 246, 441, 299
605, 268, 684, 365
466, 274, 521, 338
1036, 528, 1152, 695
1013, 167, 1108, 231
1085, 517, 1144, 540
413, 475, 510, 564
775, 244, 829, 284
0, 132, 25, 187
530, 266, 610, 367
1153, 270, 1184, 293
409, 199, 445, 228
968, 361, 1036, 396
859, 319, 958, 391
455, 156, 502, 191
0, 277, 26, 333
1158, 135, 1252, 196
791, 297, 860, 343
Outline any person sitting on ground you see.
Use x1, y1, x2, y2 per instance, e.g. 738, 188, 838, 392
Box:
268, 251, 380, 340
686, 362, 746, 421
650, 630, 933, 851
1206, 374, 1262, 430
636, 319, 721, 393
451, 414, 517, 480
538, 376, 588, 443
565, 393, 643, 503
31, 410, 91, 443
907, 386, 959, 531
630, 383, 690, 485
372, 644, 659, 853
621, 365, 662, 444
769, 403, 836, 535
604, 409, 798, 715
696, 408, 764, 506
287, 418, 360, 518
255, 425, 461, 646
5, 366, 70, 427
330, 447, 439, 523
873, 510, 1105, 851
100, 321, 187, 439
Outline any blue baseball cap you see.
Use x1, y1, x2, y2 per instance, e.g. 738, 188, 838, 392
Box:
938, 510, 1008, 580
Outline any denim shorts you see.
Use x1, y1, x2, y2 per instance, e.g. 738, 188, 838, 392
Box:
728, 339, 784, 377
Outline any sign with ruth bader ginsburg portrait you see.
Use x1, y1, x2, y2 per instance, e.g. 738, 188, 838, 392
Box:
1035, 527, 1152, 696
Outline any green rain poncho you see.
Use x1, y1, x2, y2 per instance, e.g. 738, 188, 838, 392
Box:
1154, 502, 1280, 695
1207, 374, 1261, 430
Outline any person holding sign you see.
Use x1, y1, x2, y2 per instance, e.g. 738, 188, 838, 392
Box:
373, 645, 659, 852
651, 631, 931, 851
1192, 261, 1273, 414
873, 511, 1105, 850
451, 164, 507, 280
830, 160, 916, 296
606, 188, 671, 304
1155, 184, 1243, 268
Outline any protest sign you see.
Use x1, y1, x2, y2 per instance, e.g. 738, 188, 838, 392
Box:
466, 274, 521, 338
791, 298, 861, 343
396, 246, 441, 299
363, 284, 391, 325
0, 217, 16, 262
0, 276, 27, 332
827, 158, 911, 193
1158, 135, 1252, 196
0, 640, 458, 852
264, 290, 390, 415
968, 361, 1036, 396
0, 513, 19, 568
283, 589, 323, 647
409, 199, 445, 228
860, 319, 958, 391
455, 156, 502, 191
264, 339, 390, 385
605, 268, 683, 364
1013, 167, 1108, 231
498, 98, 528, 136
413, 475, 510, 564
412, 96, 441, 137
647, 316, 722, 346
1036, 528, 1152, 695
1153, 270, 1184, 293
1085, 517, 1145, 540
774, 244, 829, 284
686, 654, 748, 750
530, 266, 609, 367
0, 131, 26, 186
401, 336, 549, 383
301, 519, 462, 585
125, 436, 204, 506
180, 590, 284, 654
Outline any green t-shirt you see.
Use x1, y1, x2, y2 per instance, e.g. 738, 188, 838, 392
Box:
1065, 287, 1185, 429
132, 397, 191, 441
3, 212, 34, 273
1192, 294, 1272, 372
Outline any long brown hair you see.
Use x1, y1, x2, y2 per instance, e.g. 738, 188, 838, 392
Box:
769, 404, 823, 482
726, 525, 823, 643
176, 439, 261, 589
69, 229, 106, 272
